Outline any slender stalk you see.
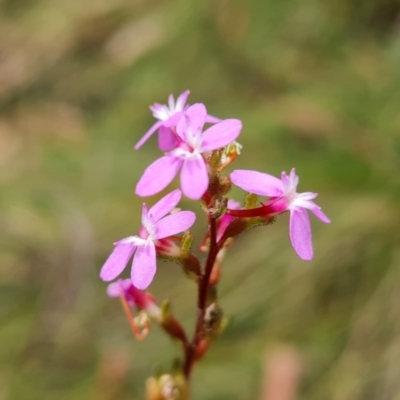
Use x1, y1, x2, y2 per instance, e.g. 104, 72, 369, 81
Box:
183, 214, 219, 379
199, 214, 218, 309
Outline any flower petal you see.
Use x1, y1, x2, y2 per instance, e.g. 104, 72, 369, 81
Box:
205, 114, 221, 124
230, 170, 283, 196
296, 191, 318, 201
168, 94, 175, 110
136, 156, 183, 197
227, 199, 242, 209
281, 168, 299, 192
289, 208, 313, 260
148, 189, 182, 222
164, 111, 184, 128
106, 279, 132, 298
158, 126, 178, 151
176, 103, 206, 142
134, 121, 163, 150
100, 244, 136, 281
154, 211, 196, 239
117, 235, 144, 246
180, 157, 209, 199
201, 119, 242, 152
140, 203, 155, 236
185, 103, 207, 133
175, 90, 190, 111
131, 243, 156, 289
293, 198, 330, 224
289, 168, 299, 187
309, 204, 331, 223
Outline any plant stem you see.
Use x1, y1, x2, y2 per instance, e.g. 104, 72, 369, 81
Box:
183, 214, 218, 379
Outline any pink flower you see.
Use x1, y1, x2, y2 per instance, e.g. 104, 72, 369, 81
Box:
135, 103, 243, 200
229, 168, 330, 260
100, 189, 196, 289
107, 279, 155, 309
134, 91, 220, 151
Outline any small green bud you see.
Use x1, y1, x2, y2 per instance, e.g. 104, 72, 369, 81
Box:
180, 231, 193, 255
245, 192, 258, 209
209, 149, 223, 171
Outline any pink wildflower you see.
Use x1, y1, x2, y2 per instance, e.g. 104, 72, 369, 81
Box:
135, 103, 242, 200
107, 279, 156, 309
134, 90, 220, 151
100, 189, 196, 289
229, 168, 330, 260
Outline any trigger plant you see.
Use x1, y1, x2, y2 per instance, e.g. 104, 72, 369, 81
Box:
100, 91, 330, 399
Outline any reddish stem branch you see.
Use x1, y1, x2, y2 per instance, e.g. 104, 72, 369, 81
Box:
183, 214, 219, 379
199, 214, 219, 309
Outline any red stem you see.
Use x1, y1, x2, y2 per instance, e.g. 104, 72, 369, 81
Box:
183, 214, 219, 379
226, 205, 270, 218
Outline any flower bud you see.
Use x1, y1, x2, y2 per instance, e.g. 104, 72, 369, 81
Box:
181, 254, 201, 280
180, 231, 193, 255
155, 236, 201, 280
218, 141, 242, 172
134, 311, 151, 332
204, 303, 224, 338
146, 374, 189, 400
208, 149, 223, 171
160, 301, 188, 345
155, 237, 184, 258
195, 339, 210, 360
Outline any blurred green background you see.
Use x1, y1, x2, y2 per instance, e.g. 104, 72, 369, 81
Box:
1, 0, 400, 399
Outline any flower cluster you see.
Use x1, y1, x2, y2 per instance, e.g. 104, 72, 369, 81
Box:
100, 90, 330, 393
101, 90, 329, 288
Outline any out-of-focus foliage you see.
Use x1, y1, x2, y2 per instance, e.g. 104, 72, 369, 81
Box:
1, 0, 400, 399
